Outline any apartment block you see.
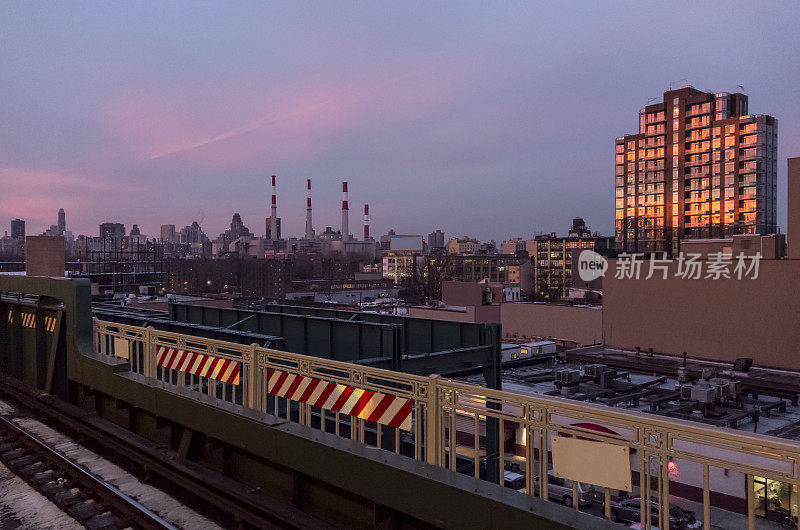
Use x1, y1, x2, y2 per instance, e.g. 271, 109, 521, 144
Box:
616, 86, 777, 254
531, 232, 613, 300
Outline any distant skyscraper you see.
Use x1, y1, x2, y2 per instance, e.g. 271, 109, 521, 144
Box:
99, 222, 126, 240
130, 224, 140, 236
57, 208, 65, 235
616, 86, 777, 254
11, 219, 25, 240
160, 224, 176, 243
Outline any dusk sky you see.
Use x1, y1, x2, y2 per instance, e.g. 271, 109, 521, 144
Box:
2, 2, 799, 242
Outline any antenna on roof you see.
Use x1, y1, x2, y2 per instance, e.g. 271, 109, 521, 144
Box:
736, 85, 745, 92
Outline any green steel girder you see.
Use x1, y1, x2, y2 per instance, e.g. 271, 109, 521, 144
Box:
169, 303, 501, 389
92, 306, 288, 350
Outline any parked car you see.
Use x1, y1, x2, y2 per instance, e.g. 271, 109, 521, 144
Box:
609, 498, 700, 529
503, 470, 525, 490
532, 471, 595, 507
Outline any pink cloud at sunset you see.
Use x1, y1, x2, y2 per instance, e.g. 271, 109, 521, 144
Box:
0, 166, 138, 230
104, 60, 463, 171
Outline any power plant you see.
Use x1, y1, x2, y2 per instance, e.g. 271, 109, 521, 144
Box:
214, 176, 376, 259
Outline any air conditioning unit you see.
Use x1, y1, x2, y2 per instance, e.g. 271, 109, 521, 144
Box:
561, 385, 579, 397
584, 364, 605, 379
727, 380, 743, 398
709, 378, 731, 399
691, 383, 716, 404
554, 369, 581, 384
680, 384, 694, 400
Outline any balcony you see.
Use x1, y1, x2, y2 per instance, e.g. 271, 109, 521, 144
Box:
686, 105, 712, 117
685, 119, 711, 131
685, 157, 711, 167
645, 113, 666, 124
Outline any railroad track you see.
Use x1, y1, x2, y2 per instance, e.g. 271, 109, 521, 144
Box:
0, 413, 176, 530
0, 374, 330, 530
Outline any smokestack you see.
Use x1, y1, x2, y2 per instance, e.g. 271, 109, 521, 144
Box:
270, 175, 277, 239
305, 178, 313, 240
341, 181, 349, 240
363, 204, 369, 241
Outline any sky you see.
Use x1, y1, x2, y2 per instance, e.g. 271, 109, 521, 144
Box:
1, 2, 799, 243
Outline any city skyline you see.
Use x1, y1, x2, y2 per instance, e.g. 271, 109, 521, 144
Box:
2, 3, 799, 241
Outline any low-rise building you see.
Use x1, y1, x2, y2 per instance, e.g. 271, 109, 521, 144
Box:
447, 236, 481, 255
501, 237, 527, 255
382, 251, 423, 284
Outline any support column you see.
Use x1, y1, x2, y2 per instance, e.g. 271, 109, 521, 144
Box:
482, 324, 502, 484
424, 374, 440, 466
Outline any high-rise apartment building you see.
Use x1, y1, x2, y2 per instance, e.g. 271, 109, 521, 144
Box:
615, 86, 777, 254
11, 219, 25, 240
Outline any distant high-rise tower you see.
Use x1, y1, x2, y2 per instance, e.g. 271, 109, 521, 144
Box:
11, 219, 25, 240
160, 224, 176, 243
99, 222, 126, 240
57, 208, 65, 235
615, 86, 777, 254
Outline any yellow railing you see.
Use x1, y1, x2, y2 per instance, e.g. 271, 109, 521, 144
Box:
94, 319, 800, 530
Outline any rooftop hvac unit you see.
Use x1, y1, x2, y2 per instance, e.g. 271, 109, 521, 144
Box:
727, 380, 743, 398
584, 364, 605, 379
680, 384, 694, 400
561, 385, 579, 397
554, 369, 581, 384
691, 382, 716, 404
709, 378, 731, 399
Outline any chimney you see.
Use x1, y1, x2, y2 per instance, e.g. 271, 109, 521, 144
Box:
341, 181, 349, 240
305, 178, 314, 240
363, 204, 369, 240
270, 175, 277, 239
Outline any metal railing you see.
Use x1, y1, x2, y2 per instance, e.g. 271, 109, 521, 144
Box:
94, 319, 800, 530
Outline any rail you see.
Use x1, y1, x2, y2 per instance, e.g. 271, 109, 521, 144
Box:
94, 318, 800, 530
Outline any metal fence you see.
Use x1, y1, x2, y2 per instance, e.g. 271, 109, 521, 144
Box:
94, 318, 800, 530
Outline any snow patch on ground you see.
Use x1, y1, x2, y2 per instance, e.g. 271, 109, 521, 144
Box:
0, 461, 81, 530
11, 417, 223, 530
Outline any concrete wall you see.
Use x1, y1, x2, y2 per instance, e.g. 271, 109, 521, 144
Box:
441, 280, 502, 306
411, 300, 602, 345
130, 298, 235, 312
25, 236, 65, 277
603, 259, 800, 369
408, 304, 501, 324
500, 303, 602, 345
789, 157, 800, 259
441, 281, 482, 306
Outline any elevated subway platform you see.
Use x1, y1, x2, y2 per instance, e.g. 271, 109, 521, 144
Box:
0, 276, 608, 529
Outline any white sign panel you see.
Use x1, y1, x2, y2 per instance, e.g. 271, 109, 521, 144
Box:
551, 436, 632, 491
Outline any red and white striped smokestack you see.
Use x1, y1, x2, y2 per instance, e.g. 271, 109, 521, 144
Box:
363, 204, 369, 240
270, 175, 277, 239
305, 178, 313, 240
341, 181, 349, 240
